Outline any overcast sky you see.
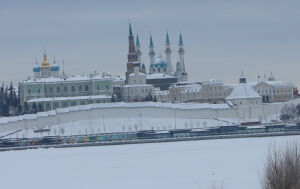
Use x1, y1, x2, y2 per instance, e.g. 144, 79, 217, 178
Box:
0, 0, 299, 87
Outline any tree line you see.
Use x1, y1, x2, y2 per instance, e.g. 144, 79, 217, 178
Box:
0, 82, 43, 117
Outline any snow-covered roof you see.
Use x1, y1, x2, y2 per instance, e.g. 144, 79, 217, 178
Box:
122, 84, 153, 88
27, 95, 112, 103
129, 72, 145, 76
202, 79, 223, 85
249, 80, 294, 88
24, 74, 113, 83
226, 83, 261, 100
146, 73, 177, 80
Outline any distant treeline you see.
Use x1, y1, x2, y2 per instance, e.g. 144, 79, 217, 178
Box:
0, 82, 42, 117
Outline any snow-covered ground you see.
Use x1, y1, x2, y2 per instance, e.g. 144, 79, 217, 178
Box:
0, 135, 299, 189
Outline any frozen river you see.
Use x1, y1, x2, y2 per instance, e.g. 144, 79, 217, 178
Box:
1, 135, 299, 189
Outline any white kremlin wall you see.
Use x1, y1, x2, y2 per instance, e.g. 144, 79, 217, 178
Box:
0, 101, 295, 135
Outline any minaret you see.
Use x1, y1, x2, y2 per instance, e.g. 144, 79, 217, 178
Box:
177, 33, 188, 81
165, 32, 172, 74
149, 34, 155, 65
136, 34, 142, 63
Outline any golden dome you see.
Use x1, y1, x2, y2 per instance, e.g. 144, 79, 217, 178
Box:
41, 53, 50, 68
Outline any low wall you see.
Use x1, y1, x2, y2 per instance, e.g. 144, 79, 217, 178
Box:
0, 101, 291, 134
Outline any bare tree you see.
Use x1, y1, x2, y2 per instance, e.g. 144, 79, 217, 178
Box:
262, 143, 300, 189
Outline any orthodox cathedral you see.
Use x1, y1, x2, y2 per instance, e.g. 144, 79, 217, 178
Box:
33, 51, 60, 78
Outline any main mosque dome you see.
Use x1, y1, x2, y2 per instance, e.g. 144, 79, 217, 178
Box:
150, 57, 167, 68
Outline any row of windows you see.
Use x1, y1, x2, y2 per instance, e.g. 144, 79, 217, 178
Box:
27, 84, 110, 94
256, 89, 292, 94
152, 68, 167, 73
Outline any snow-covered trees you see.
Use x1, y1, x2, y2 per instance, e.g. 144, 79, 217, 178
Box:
280, 103, 300, 121
0, 82, 20, 117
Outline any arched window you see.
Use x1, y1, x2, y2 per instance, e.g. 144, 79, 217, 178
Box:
97, 85, 100, 90
85, 85, 88, 91
38, 88, 40, 94
106, 85, 109, 90
56, 87, 60, 93
71, 86, 75, 92
28, 89, 31, 94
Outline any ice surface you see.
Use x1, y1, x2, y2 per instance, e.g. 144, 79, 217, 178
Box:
0, 135, 299, 189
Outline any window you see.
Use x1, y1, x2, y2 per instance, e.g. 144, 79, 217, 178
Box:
85, 85, 88, 91
28, 89, 31, 94
56, 87, 60, 93
158, 68, 161, 72
97, 85, 100, 90
106, 85, 109, 90
50, 87, 53, 93
38, 88, 40, 93
64, 86, 68, 92
78, 86, 82, 91
164, 68, 166, 72
71, 86, 75, 92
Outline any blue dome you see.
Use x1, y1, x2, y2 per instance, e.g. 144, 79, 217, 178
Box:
33, 65, 41, 72
51, 65, 60, 71
150, 58, 167, 68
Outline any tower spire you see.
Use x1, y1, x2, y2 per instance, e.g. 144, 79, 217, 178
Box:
165, 32, 172, 74
136, 33, 142, 63
166, 32, 170, 45
136, 34, 140, 46
179, 32, 183, 45
150, 34, 153, 47
149, 34, 155, 65
129, 22, 133, 36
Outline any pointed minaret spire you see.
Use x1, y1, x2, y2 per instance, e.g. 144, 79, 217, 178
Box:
136, 34, 142, 63
165, 31, 172, 74
179, 32, 183, 45
150, 34, 153, 47
136, 34, 140, 46
149, 34, 155, 65
53, 56, 56, 64
176, 33, 187, 81
166, 32, 170, 45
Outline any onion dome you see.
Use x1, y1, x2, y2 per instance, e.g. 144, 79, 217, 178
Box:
33, 59, 41, 72
33, 64, 41, 72
41, 53, 50, 68
51, 57, 60, 71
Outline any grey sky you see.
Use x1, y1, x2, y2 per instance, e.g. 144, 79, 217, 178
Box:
0, 0, 299, 87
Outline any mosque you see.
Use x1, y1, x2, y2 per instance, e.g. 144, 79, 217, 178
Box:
121, 23, 189, 102
124, 23, 188, 93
